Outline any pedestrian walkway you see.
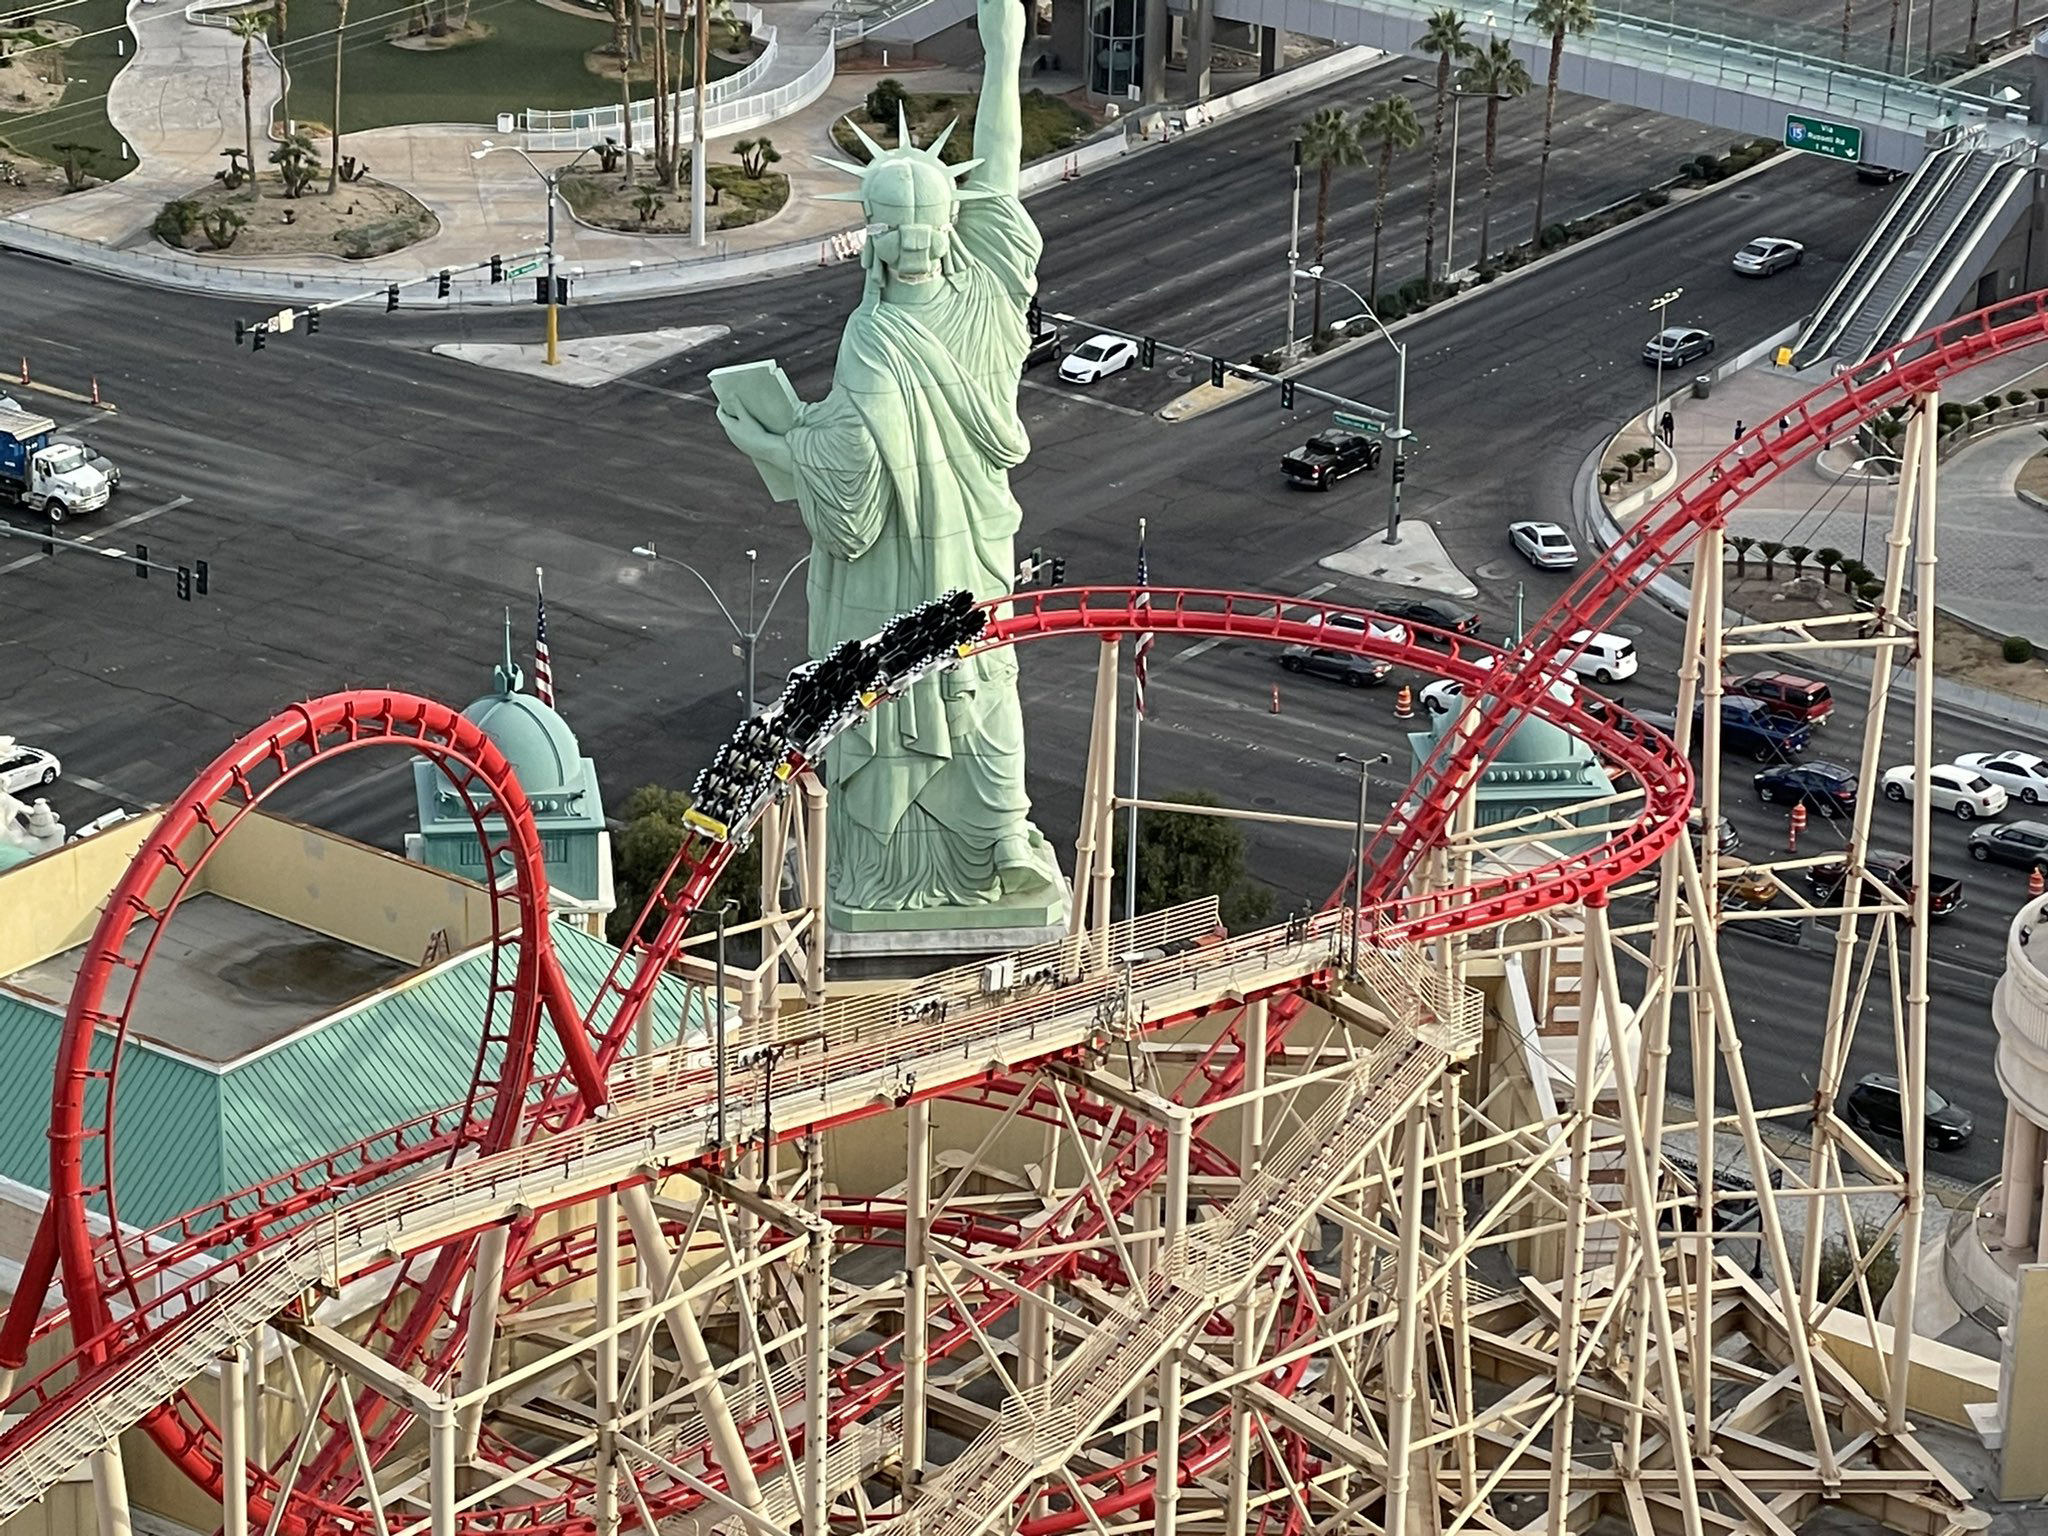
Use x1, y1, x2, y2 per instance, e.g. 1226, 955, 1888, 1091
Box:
1600, 342, 2048, 645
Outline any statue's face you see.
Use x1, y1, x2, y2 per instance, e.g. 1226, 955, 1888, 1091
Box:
863, 157, 957, 283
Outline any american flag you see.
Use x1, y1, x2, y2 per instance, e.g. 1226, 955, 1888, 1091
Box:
1133, 526, 1153, 719
533, 567, 555, 706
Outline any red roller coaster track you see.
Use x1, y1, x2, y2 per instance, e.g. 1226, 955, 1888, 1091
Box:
3, 294, 2041, 1534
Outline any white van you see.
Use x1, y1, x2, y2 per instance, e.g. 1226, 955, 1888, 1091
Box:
1565, 629, 1638, 684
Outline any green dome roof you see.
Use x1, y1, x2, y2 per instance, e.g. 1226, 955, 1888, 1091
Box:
463, 689, 584, 800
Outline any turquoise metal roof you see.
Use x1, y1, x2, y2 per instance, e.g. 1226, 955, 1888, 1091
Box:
0, 924, 705, 1231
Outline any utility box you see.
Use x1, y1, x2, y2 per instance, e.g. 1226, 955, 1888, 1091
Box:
1693, 375, 1712, 399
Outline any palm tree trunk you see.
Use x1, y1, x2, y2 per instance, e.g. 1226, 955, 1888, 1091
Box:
1531, 28, 1563, 244
1968, 0, 1981, 54
275, 0, 289, 128
242, 38, 256, 191
327, 0, 346, 193
649, 0, 668, 186
693, 0, 708, 210
1371, 145, 1391, 301
1840, 0, 1852, 60
1311, 163, 1330, 337
668, 6, 685, 194
1424, 61, 1447, 288
1479, 97, 1498, 270
614, 0, 633, 182
1884, 0, 1901, 71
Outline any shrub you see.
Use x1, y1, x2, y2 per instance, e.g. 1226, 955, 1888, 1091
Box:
1345, 317, 1370, 338
1397, 276, 1431, 306
1757, 539, 1783, 576
1983, 393, 2007, 412
200, 206, 245, 250
1961, 403, 1986, 422
152, 197, 202, 244
1538, 221, 1570, 250
1476, 264, 1497, 283
1814, 547, 1842, 587
1643, 187, 1670, 208
1786, 544, 1811, 575
1937, 402, 1966, 427
1600, 468, 1624, 495
2009, 389, 2030, 408
2006, 635, 2036, 664
1855, 578, 1884, 604
1838, 559, 1873, 588
1814, 1214, 1901, 1317
865, 77, 909, 125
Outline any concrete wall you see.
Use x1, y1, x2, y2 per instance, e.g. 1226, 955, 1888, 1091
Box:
204, 812, 503, 965
1813, 1309, 1998, 1431
0, 811, 161, 977
2003, 1263, 2048, 1499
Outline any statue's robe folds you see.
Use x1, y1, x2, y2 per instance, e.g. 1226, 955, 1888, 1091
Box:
785, 192, 1063, 913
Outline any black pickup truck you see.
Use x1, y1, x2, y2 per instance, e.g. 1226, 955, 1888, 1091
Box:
1281, 430, 1381, 490
1807, 848, 1964, 920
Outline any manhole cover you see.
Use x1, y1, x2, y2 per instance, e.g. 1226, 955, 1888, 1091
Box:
1614, 620, 1645, 636
1255, 796, 1278, 808
1731, 190, 1760, 202
1476, 559, 1513, 581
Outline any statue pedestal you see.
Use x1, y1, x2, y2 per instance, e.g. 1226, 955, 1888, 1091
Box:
825, 883, 1071, 979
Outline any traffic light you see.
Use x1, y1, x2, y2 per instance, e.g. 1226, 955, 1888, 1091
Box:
234, 318, 247, 346
1140, 337, 1156, 369
251, 324, 266, 352
437, 269, 451, 299
177, 565, 191, 601
554, 275, 569, 306
386, 284, 400, 312
1281, 379, 1296, 410
134, 543, 147, 579
491, 254, 504, 284
1027, 298, 1042, 332
305, 307, 319, 335
535, 276, 550, 305
195, 559, 209, 596
1049, 556, 1066, 586
1392, 457, 1406, 485
1210, 357, 1225, 388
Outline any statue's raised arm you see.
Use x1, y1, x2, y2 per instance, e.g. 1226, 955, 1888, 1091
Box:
970, 0, 1026, 198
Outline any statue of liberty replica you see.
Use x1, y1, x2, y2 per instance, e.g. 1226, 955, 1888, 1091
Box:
713, 0, 1067, 945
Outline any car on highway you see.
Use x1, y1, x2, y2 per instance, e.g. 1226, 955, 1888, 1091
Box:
1844, 1072, 1973, 1149
1276, 645, 1391, 688
1420, 656, 1578, 717
1057, 335, 1137, 385
1024, 321, 1063, 370
1953, 749, 2048, 805
1376, 597, 1480, 638
1710, 697, 1811, 762
1807, 848, 1964, 919
1731, 237, 1804, 276
1880, 762, 2007, 820
1716, 859, 1778, 909
1692, 808, 1739, 855
1280, 429, 1381, 490
1969, 819, 2048, 868
1726, 670, 1833, 726
1754, 760, 1857, 816
1510, 520, 1578, 569
1562, 629, 1637, 684
0, 737, 61, 794
1855, 161, 1907, 184
1642, 326, 1716, 367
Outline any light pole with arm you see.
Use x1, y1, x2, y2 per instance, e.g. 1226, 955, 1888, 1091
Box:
1336, 751, 1392, 979
633, 543, 810, 717
1298, 266, 1407, 545
1647, 286, 1683, 463
474, 139, 629, 367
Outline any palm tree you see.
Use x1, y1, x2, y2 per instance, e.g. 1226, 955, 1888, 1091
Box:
1884, 0, 1902, 73
1528, 0, 1596, 245
1839, 0, 1852, 60
327, 0, 347, 193
229, 11, 268, 194
1361, 95, 1421, 304
1296, 106, 1365, 339
1457, 37, 1529, 271
1416, 8, 1472, 289
272, 0, 289, 126
1967, 0, 1981, 56
612, 0, 634, 184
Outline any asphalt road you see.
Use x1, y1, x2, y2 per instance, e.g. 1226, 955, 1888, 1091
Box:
0, 103, 2021, 1183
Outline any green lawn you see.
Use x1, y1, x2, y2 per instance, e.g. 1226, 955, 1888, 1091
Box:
275, 0, 742, 135
0, 0, 136, 179
833, 88, 1092, 169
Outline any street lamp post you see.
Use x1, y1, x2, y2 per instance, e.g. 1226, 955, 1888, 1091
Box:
1284, 139, 1304, 358
1647, 286, 1684, 465
1297, 266, 1408, 545
714, 898, 735, 1164
633, 543, 810, 717
1402, 78, 1512, 280
474, 139, 628, 367
1336, 751, 1391, 979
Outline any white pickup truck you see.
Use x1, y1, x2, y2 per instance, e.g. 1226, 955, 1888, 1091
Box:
0, 405, 115, 524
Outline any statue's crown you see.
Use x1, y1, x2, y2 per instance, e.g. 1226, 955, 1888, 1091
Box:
821, 109, 998, 215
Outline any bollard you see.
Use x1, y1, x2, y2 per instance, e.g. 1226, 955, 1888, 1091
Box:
17, 358, 25, 386
2032, 865, 2044, 898
90, 377, 101, 407
1270, 685, 1280, 714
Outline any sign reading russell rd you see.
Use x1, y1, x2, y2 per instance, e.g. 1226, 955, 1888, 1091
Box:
1784, 113, 1863, 162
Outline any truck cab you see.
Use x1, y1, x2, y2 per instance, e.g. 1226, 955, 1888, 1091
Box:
0, 406, 113, 523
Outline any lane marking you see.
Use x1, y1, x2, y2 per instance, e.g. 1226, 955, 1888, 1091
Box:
62, 772, 149, 808
0, 495, 192, 575
1019, 377, 1152, 419
1171, 582, 1336, 662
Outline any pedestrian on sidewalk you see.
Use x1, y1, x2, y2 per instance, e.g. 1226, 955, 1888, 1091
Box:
1659, 409, 1675, 445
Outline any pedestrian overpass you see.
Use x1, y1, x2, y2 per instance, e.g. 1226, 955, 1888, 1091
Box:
869, 0, 2015, 170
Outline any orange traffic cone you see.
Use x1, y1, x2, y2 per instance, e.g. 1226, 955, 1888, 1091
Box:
1394, 685, 1414, 719
1788, 802, 1807, 851
2031, 865, 2044, 897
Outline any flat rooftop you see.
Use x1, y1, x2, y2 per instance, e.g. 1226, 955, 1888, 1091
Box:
6, 893, 410, 1064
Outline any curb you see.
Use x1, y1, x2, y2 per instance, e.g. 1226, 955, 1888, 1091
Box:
1155, 148, 1804, 420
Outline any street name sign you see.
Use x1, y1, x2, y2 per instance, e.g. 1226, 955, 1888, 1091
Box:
507, 258, 543, 279
1332, 411, 1386, 434
1783, 113, 1862, 162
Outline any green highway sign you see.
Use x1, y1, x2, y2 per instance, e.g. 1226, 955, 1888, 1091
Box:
1783, 113, 1862, 162
1332, 411, 1385, 434
506, 258, 543, 279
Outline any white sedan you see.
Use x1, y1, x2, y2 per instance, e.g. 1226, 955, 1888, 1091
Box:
1731, 237, 1804, 276
1954, 750, 2048, 805
1880, 762, 2007, 820
1420, 655, 1578, 717
0, 737, 61, 795
1309, 611, 1409, 648
1510, 520, 1578, 569
1057, 335, 1138, 385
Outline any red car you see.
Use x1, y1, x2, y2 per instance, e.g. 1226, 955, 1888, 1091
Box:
1727, 670, 1833, 727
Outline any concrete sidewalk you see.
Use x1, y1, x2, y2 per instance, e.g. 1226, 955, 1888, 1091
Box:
1609, 343, 2048, 645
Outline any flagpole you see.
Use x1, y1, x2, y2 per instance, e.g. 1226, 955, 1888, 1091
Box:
1123, 518, 1147, 932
